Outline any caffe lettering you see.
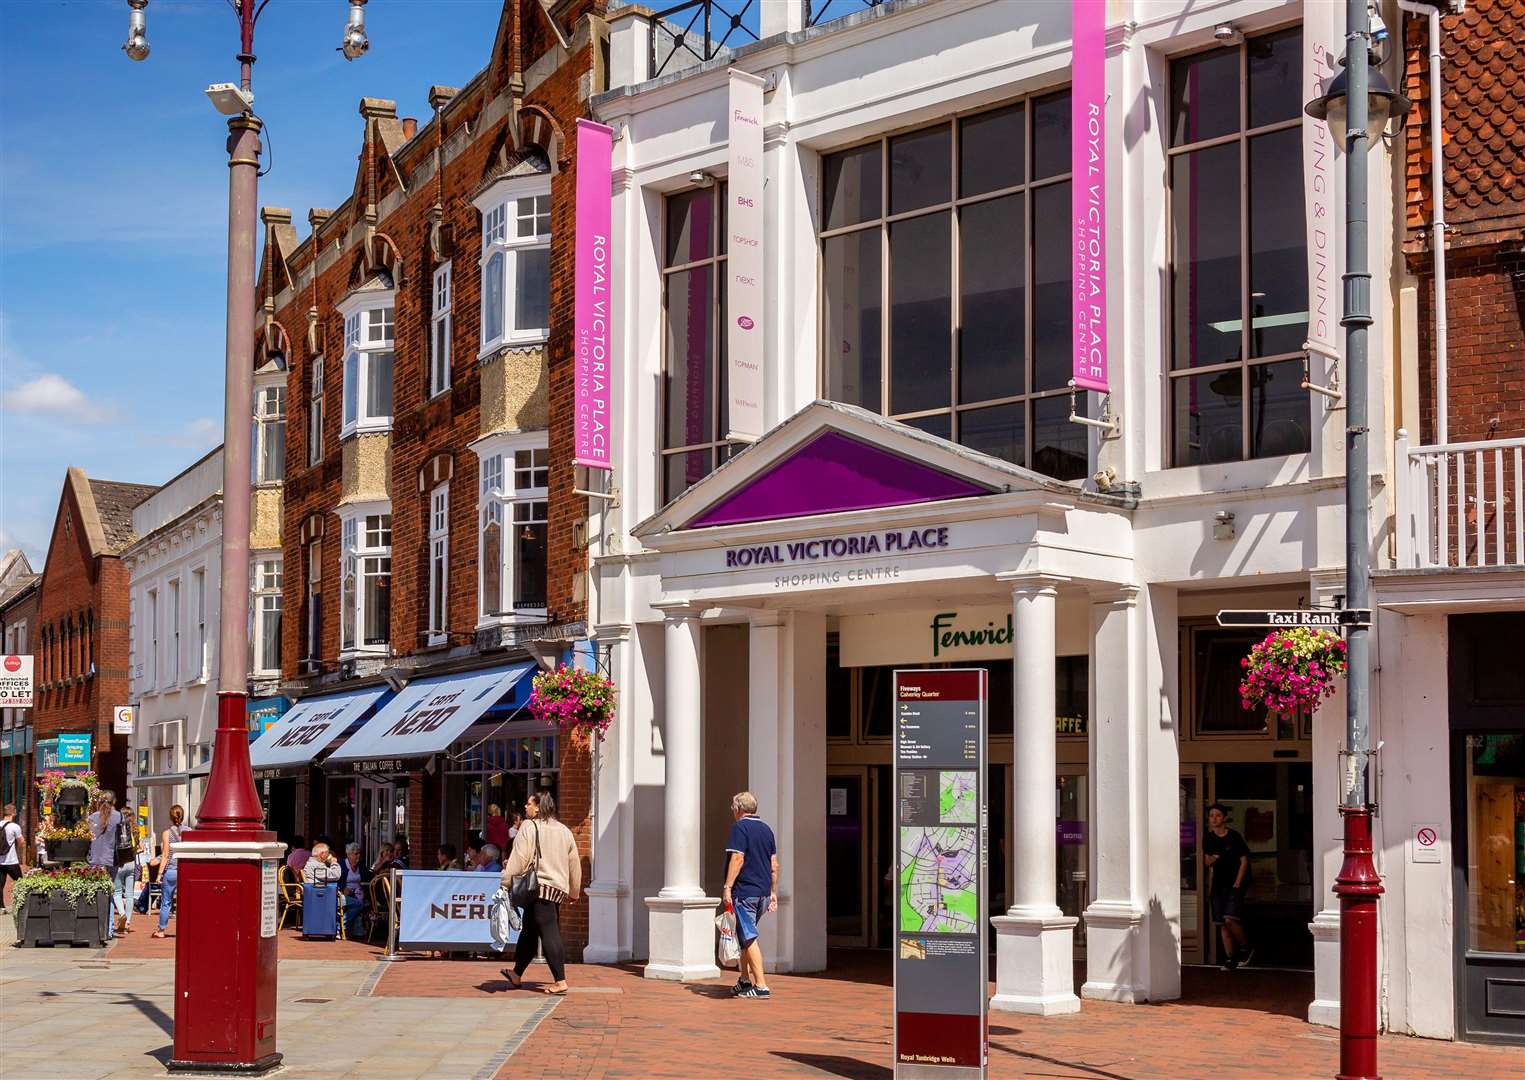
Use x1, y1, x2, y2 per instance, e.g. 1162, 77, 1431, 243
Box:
273, 723, 330, 748
384, 704, 460, 738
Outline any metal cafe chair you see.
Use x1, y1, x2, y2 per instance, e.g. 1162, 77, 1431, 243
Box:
277, 865, 304, 931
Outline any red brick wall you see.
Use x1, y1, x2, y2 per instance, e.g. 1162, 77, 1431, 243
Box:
264, 0, 604, 957
1403, 0, 1525, 445
33, 479, 134, 798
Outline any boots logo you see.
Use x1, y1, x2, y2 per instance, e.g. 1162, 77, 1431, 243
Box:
736, 315, 755, 330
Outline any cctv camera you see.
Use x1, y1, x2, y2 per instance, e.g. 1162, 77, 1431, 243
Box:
1213, 24, 1243, 46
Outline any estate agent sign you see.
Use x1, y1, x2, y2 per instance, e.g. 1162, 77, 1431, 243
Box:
893, 669, 987, 1078
0, 654, 33, 708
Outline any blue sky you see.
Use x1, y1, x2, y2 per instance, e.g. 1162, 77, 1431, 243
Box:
0, 0, 502, 565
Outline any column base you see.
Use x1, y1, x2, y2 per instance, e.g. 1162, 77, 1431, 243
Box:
990, 909, 1080, 1015
643, 895, 721, 981
1080, 900, 1147, 1003
584, 880, 632, 965
1308, 908, 1341, 1028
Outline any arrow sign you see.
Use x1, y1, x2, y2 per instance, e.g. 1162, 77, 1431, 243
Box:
1216, 609, 1371, 629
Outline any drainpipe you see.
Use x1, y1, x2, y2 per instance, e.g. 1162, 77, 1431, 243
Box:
1396, 0, 1448, 444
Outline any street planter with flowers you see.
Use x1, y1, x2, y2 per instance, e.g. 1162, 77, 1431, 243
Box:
1239, 627, 1349, 718
37, 770, 99, 808
12, 865, 113, 948
38, 820, 93, 865
529, 664, 617, 752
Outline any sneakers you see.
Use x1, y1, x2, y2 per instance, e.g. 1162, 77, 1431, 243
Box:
735, 986, 771, 999
730, 979, 752, 996
1237, 946, 1255, 968
1220, 954, 1239, 971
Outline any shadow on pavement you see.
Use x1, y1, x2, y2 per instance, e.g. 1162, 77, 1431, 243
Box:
988, 1042, 1139, 1080
683, 982, 739, 999
770, 1051, 892, 1078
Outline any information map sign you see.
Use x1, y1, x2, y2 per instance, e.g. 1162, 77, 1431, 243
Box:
893, 669, 987, 1078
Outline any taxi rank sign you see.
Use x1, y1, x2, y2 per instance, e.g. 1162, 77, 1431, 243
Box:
893, 668, 988, 1078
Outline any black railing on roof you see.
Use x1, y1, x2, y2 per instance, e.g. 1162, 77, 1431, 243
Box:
805, 0, 885, 28
648, 0, 760, 77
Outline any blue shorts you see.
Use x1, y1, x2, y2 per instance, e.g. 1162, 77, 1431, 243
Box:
1210, 888, 1246, 926
733, 895, 767, 947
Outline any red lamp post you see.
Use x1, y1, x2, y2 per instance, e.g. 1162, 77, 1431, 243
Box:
121, 2, 369, 1072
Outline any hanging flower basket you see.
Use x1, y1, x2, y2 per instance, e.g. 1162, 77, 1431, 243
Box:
529, 664, 617, 751
1239, 627, 1348, 717
36, 770, 99, 807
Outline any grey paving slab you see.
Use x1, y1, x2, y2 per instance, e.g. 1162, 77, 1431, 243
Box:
0, 942, 554, 1080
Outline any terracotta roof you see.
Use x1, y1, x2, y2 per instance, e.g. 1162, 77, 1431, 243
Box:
1405, 0, 1525, 233
88, 479, 158, 554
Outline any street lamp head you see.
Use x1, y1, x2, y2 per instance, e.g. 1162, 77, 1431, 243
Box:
123, 0, 150, 62
1304, 59, 1413, 149
340, 0, 369, 61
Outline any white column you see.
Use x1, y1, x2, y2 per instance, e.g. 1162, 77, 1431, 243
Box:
1308, 570, 1344, 1026
747, 610, 827, 975
991, 574, 1079, 1015
759, 0, 807, 37
585, 623, 633, 964
1082, 586, 1148, 1002
645, 606, 720, 980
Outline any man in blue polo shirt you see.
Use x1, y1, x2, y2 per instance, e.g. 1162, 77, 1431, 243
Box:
721, 791, 778, 999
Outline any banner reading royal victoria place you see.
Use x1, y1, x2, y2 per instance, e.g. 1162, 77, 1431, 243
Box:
574, 118, 613, 470
894, 669, 988, 1078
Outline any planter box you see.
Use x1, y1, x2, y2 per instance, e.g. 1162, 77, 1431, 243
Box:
16, 892, 109, 947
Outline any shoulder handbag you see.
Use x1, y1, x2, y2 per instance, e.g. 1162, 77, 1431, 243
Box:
507, 822, 541, 911
114, 816, 136, 868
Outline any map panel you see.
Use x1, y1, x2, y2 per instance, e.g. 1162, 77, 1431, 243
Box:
899, 825, 980, 935
939, 771, 976, 824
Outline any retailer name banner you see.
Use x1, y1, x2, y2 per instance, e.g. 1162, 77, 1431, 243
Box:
1070, 0, 1108, 394
726, 69, 766, 442
1303, 2, 1341, 358
574, 118, 614, 470
395, 870, 518, 950
893, 669, 987, 1078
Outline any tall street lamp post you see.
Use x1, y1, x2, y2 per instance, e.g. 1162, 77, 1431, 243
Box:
121, 2, 368, 1071
1304, 4, 1410, 1079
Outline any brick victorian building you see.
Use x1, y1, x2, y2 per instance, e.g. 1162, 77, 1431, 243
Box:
253, 0, 607, 955
32, 470, 156, 800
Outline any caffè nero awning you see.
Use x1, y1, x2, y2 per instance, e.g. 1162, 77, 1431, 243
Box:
249, 685, 389, 777
322, 662, 536, 775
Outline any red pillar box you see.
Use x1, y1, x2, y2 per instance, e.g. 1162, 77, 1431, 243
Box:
169, 694, 285, 1073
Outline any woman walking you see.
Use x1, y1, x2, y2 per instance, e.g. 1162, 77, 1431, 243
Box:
150, 805, 185, 939
500, 792, 581, 994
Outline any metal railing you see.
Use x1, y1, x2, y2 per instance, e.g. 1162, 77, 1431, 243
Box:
1394, 431, 1525, 568
806, 0, 885, 28
648, 0, 760, 78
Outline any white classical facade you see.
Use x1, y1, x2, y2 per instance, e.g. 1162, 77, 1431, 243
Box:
124, 450, 225, 834
579, 0, 1521, 1045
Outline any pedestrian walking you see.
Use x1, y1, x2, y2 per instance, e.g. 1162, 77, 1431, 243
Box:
109, 796, 139, 935
0, 803, 27, 914
721, 791, 778, 999
150, 805, 185, 939
500, 791, 581, 995
1204, 802, 1254, 969
88, 790, 124, 939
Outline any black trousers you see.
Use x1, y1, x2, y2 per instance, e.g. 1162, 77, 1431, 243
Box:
512, 898, 565, 982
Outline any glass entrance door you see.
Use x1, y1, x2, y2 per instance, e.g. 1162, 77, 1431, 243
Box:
1056, 768, 1089, 951
827, 767, 871, 946
1179, 765, 1205, 964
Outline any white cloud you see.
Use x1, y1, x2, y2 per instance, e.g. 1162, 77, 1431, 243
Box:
145, 417, 221, 449
1, 373, 113, 422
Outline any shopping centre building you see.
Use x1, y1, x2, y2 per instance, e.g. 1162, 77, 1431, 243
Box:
581, 0, 1524, 1046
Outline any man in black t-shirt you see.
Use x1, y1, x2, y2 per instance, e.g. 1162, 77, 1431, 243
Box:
1203, 802, 1253, 969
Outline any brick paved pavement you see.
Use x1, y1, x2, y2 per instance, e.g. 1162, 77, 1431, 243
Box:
367, 951, 1525, 1080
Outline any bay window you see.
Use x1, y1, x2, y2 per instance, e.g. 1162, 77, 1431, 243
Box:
340, 506, 391, 655
474, 434, 548, 622
427, 484, 449, 643
250, 557, 282, 676
252, 383, 286, 483
338, 293, 395, 437
818, 94, 1086, 481
308, 357, 325, 464
431, 263, 453, 396
475, 174, 551, 353
1168, 27, 1310, 466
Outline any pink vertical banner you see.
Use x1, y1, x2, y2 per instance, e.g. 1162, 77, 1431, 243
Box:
574, 118, 614, 470
1071, 0, 1108, 393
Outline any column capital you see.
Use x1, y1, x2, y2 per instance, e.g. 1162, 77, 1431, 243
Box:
996, 571, 1070, 598
1087, 583, 1141, 608
593, 622, 632, 644
653, 602, 700, 624
747, 609, 787, 630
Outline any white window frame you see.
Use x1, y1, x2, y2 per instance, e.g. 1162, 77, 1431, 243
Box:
473, 175, 551, 355
338, 502, 392, 658
336, 288, 396, 438
308, 356, 325, 464
431, 263, 453, 397
167, 578, 181, 685
471, 431, 549, 627
303, 536, 322, 664
250, 556, 283, 677
252, 380, 286, 485
147, 587, 159, 690
427, 483, 450, 645
191, 566, 208, 681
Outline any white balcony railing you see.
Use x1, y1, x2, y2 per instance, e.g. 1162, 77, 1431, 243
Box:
1395, 430, 1525, 569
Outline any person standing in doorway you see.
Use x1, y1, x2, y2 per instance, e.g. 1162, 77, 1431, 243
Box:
0, 803, 27, 913
500, 791, 581, 995
150, 805, 185, 939
1204, 802, 1253, 969
722, 791, 778, 999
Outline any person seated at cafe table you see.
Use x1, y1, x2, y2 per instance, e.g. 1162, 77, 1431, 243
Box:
303, 842, 343, 886
436, 843, 463, 871
475, 843, 502, 873
370, 842, 396, 877
337, 843, 368, 935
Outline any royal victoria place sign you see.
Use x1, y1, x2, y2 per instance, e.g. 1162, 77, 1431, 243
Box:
721, 526, 952, 589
